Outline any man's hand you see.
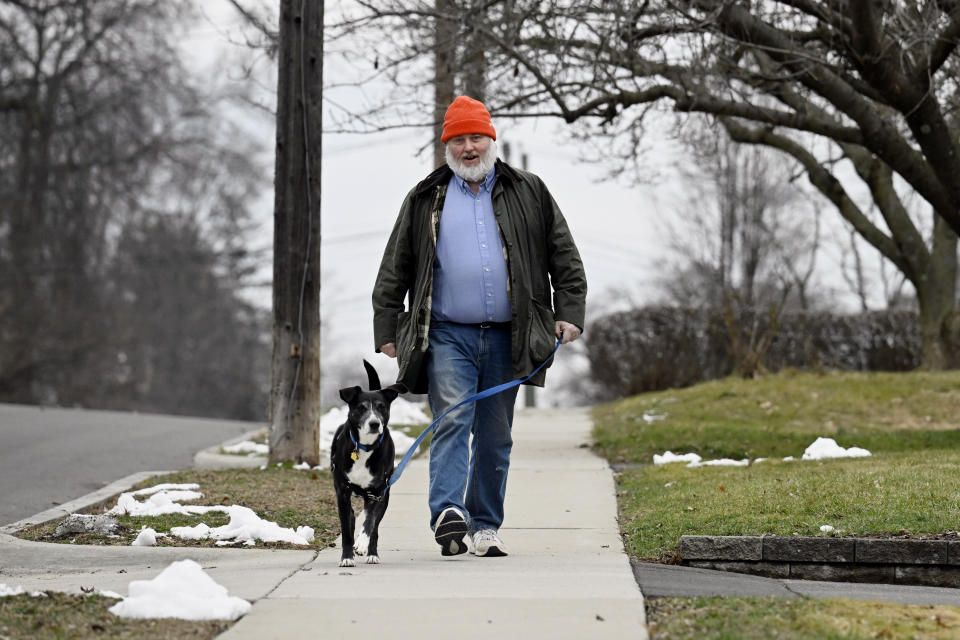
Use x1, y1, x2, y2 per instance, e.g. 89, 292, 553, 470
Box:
555, 321, 581, 345
380, 343, 397, 358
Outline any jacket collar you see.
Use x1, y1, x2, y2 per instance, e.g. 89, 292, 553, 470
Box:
413, 159, 519, 198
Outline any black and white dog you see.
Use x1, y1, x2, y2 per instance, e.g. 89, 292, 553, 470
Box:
331, 361, 405, 567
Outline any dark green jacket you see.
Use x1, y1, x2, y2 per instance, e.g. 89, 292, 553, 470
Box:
372, 160, 587, 394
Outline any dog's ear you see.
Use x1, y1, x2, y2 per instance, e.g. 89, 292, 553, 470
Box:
381, 383, 407, 403
339, 386, 362, 404
363, 360, 381, 391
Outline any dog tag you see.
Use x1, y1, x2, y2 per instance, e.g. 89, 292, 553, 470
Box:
351, 450, 359, 461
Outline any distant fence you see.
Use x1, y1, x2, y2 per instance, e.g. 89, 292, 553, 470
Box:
586, 307, 922, 400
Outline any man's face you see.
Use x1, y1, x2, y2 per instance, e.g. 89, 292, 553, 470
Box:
447, 134, 492, 168
445, 134, 496, 183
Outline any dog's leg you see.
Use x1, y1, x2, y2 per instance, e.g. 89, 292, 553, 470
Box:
362, 490, 390, 564
336, 488, 356, 567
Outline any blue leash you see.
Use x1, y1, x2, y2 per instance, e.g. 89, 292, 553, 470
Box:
388, 338, 563, 489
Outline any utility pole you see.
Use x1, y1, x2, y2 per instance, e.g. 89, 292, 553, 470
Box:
269, 0, 323, 465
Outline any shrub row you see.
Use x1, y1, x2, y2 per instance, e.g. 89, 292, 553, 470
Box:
586, 307, 922, 400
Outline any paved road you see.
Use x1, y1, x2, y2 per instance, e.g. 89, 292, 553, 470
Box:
0, 403, 259, 526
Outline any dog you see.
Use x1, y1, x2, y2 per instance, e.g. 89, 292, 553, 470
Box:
331, 360, 406, 567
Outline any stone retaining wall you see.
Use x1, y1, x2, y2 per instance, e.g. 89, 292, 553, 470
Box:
680, 535, 960, 588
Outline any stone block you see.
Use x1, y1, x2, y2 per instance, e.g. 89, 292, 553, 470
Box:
763, 536, 855, 562
680, 535, 763, 561
896, 565, 960, 588
855, 539, 949, 565
789, 563, 895, 584
54, 513, 119, 537
686, 560, 790, 579
948, 541, 960, 566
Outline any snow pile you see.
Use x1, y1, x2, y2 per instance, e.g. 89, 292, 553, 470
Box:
802, 437, 871, 460
109, 559, 250, 621
108, 484, 203, 517
653, 437, 871, 469
0, 584, 45, 598
0, 584, 24, 597
654, 451, 702, 466
820, 525, 835, 532
222, 441, 269, 455
170, 505, 314, 546
132, 527, 160, 547
109, 483, 314, 546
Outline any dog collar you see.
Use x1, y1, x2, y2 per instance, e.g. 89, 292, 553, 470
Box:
349, 429, 384, 453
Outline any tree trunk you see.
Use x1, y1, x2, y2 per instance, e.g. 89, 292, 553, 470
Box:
433, 0, 456, 169
915, 216, 959, 370
269, 0, 323, 466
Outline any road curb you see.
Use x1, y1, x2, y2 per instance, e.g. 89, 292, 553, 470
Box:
681, 535, 960, 588
193, 427, 268, 470
0, 470, 175, 534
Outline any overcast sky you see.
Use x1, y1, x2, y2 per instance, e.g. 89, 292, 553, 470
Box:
181, 1, 885, 402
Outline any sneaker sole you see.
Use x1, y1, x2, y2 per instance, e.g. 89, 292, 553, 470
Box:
474, 545, 508, 557
434, 513, 468, 556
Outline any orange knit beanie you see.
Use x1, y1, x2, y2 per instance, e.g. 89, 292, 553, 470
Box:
441, 96, 497, 143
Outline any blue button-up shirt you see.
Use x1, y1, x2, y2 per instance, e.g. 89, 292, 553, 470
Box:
431, 168, 512, 324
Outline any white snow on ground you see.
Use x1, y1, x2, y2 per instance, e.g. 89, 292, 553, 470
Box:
802, 437, 871, 460
642, 410, 667, 423
132, 527, 159, 546
109, 559, 250, 621
107, 484, 204, 517
222, 441, 269, 455
170, 505, 314, 545
109, 484, 314, 546
654, 436, 870, 469
688, 458, 750, 468
820, 525, 836, 532
653, 451, 702, 465
0, 584, 45, 597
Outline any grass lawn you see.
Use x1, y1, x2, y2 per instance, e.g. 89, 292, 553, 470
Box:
15, 467, 340, 549
0, 593, 229, 640
592, 368, 960, 637
645, 596, 960, 639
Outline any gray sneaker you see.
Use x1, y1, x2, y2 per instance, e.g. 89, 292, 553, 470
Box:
471, 529, 508, 557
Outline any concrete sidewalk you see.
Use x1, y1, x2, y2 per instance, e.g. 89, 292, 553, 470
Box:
221, 407, 648, 639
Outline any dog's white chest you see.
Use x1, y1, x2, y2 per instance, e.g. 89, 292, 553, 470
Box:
346, 451, 375, 488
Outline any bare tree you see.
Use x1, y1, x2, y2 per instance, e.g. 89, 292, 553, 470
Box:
0, 0, 271, 411
661, 123, 823, 313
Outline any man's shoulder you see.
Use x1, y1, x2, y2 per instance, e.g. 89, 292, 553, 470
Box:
495, 160, 547, 190
409, 165, 453, 199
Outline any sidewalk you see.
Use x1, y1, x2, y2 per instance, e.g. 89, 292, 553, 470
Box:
0, 408, 649, 639
221, 407, 648, 639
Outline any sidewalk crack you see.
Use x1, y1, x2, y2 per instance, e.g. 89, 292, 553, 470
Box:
256, 549, 320, 601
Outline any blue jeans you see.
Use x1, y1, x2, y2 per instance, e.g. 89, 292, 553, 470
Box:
426, 321, 519, 533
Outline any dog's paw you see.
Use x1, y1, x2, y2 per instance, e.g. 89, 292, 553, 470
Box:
353, 532, 369, 555
365, 554, 381, 564
338, 557, 356, 568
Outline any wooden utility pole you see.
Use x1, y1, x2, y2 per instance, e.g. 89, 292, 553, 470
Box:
269, 0, 323, 465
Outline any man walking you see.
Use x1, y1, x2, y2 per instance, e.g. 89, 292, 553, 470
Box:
373, 96, 587, 557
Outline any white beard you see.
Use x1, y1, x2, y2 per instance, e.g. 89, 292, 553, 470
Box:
446, 140, 498, 183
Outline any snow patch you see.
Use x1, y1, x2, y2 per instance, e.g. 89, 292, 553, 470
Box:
653, 451, 702, 466
802, 437, 871, 460
132, 527, 158, 547
108, 559, 250, 621
222, 441, 269, 455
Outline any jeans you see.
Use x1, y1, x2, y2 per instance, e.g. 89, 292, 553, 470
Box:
426, 321, 519, 534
